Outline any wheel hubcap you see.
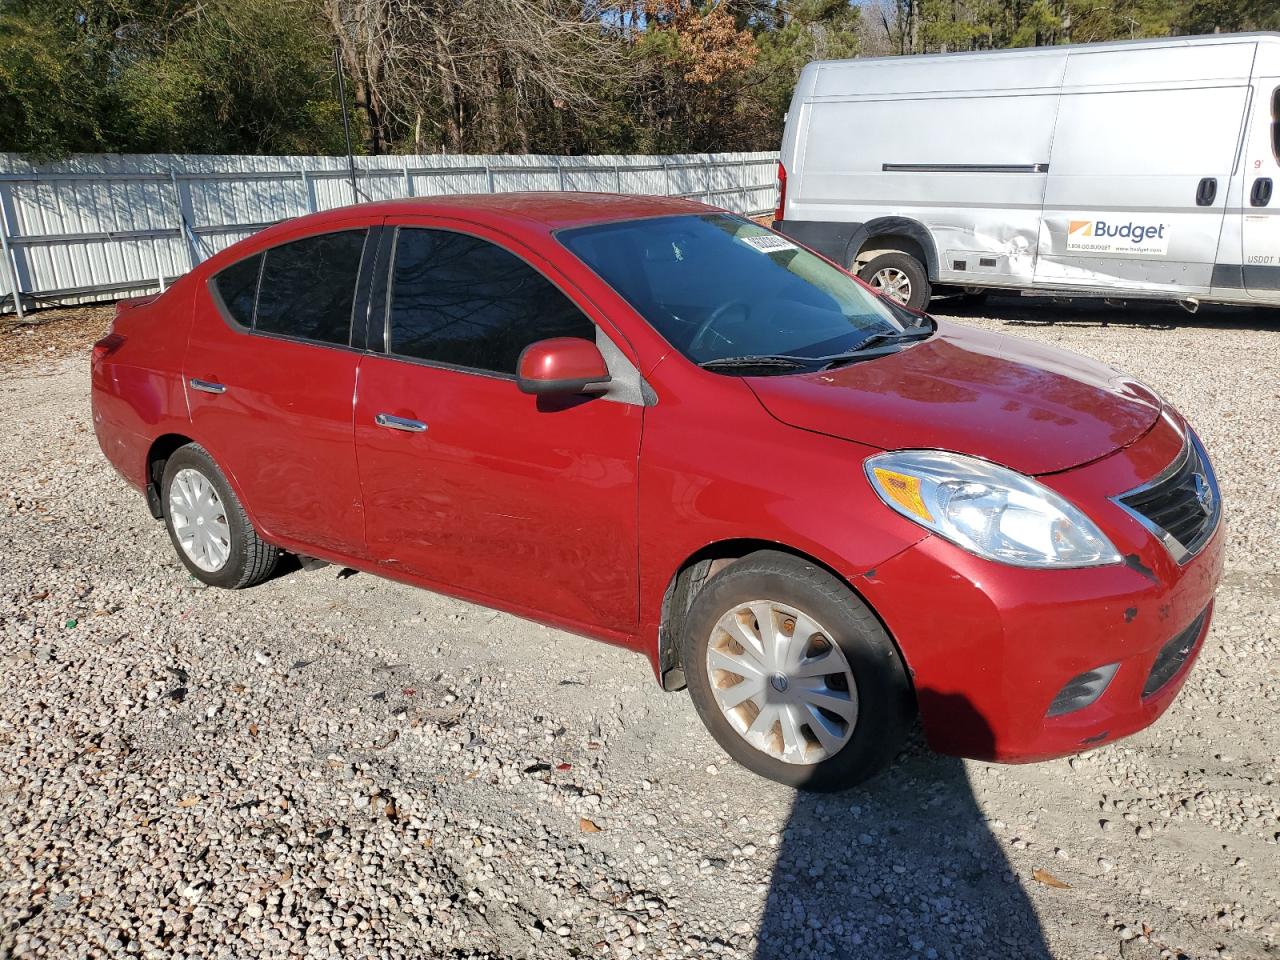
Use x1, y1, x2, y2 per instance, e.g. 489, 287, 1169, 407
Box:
169, 467, 232, 573
871, 267, 912, 304
706, 600, 858, 765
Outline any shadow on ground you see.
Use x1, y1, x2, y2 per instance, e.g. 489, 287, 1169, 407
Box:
755, 697, 1051, 960
937, 292, 1278, 332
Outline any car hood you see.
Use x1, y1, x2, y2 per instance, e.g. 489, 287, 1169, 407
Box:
745, 321, 1162, 475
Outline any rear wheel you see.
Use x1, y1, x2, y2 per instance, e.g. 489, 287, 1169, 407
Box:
161, 444, 278, 589
681, 551, 914, 791
859, 252, 931, 311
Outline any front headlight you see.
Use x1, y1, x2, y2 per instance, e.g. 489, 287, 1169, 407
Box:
866, 450, 1121, 568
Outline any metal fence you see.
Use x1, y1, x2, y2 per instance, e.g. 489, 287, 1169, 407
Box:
0, 151, 779, 317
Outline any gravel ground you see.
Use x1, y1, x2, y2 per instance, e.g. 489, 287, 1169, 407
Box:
1, 298, 1277, 960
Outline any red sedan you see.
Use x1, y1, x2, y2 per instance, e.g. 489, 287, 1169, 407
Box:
91, 194, 1224, 790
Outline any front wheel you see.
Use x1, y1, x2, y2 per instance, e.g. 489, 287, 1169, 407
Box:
161, 444, 279, 589
858, 252, 931, 311
681, 551, 914, 791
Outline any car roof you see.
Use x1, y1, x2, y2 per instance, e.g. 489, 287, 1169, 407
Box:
320, 191, 713, 231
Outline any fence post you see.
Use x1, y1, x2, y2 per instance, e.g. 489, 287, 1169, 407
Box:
169, 172, 195, 273
301, 170, 317, 213
557, 162, 567, 192
703, 156, 714, 204
485, 164, 496, 194
402, 163, 413, 198
613, 161, 622, 193
661, 161, 672, 199
0, 187, 24, 320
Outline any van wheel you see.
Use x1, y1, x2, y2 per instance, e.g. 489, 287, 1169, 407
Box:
859, 253, 931, 310
681, 551, 914, 791
161, 444, 279, 589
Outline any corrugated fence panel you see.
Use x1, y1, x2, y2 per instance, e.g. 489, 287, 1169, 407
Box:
0, 150, 778, 314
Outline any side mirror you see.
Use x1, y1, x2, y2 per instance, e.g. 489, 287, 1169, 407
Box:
516, 337, 611, 396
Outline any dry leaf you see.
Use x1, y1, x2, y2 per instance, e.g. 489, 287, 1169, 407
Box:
579, 817, 602, 833
1032, 867, 1070, 889
176, 796, 200, 808
248, 723, 259, 737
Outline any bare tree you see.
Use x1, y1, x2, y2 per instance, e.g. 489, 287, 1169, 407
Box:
325, 0, 628, 153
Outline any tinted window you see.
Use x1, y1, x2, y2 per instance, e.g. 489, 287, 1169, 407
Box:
559, 214, 902, 365
389, 228, 595, 374
255, 231, 367, 345
212, 254, 261, 328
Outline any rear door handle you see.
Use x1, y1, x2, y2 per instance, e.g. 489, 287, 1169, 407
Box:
375, 413, 427, 433
1195, 177, 1217, 206
189, 378, 226, 394
1251, 177, 1273, 207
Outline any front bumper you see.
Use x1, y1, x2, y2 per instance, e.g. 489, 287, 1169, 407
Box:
854, 412, 1224, 762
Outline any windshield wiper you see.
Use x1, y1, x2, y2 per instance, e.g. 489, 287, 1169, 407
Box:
699, 355, 812, 372
819, 323, 937, 370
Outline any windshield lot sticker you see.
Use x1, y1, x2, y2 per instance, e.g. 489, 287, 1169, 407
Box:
741, 234, 799, 254
1067, 217, 1170, 256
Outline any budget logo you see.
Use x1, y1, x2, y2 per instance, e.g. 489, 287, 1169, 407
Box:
1066, 216, 1170, 255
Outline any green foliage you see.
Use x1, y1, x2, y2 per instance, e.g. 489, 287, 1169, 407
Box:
0, 0, 1276, 158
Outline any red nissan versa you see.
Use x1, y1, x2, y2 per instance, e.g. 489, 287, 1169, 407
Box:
90, 194, 1224, 790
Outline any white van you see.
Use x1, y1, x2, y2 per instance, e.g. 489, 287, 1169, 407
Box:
773, 33, 1280, 311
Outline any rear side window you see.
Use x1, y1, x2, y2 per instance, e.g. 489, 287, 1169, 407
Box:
255, 231, 367, 346
389, 228, 595, 375
212, 254, 261, 328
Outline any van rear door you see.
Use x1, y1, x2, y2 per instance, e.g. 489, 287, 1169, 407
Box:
1034, 44, 1251, 296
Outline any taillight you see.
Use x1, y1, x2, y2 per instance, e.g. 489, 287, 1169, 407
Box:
772, 162, 787, 224
92, 333, 125, 363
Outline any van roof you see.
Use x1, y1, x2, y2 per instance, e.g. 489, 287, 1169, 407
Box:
806, 31, 1279, 71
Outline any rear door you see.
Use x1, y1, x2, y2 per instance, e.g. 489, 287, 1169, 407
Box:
185, 222, 377, 556
1035, 46, 1251, 294
353, 220, 645, 634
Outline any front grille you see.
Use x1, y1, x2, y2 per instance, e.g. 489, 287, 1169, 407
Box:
1142, 610, 1207, 698
1115, 433, 1220, 564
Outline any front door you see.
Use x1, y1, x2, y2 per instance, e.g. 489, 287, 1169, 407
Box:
353, 222, 644, 634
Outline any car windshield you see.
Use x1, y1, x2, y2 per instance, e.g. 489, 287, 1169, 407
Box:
558, 213, 906, 368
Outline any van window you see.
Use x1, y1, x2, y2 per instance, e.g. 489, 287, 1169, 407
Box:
388, 228, 595, 375
254, 231, 367, 346
1273, 88, 1280, 165
212, 254, 261, 328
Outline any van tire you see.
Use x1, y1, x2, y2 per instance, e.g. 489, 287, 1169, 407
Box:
859, 253, 931, 310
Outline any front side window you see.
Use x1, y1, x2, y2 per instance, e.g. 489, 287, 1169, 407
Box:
389, 228, 596, 375
253, 230, 367, 346
559, 214, 905, 366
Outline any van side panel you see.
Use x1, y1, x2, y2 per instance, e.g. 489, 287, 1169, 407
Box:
792, 89, 1060, 286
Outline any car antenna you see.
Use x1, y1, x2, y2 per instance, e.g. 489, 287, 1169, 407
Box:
333, 43, 370, 206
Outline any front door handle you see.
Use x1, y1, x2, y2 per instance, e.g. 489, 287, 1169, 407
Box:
375, 413, 428, 433
1195, 177, 1217, 206
1251, 177, 1273, 207
190, 378, 226, 395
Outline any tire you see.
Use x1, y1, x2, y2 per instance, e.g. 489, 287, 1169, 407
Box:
161, 443, 279, 589
858, 252, 931, 311
681, 551, 914, 791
